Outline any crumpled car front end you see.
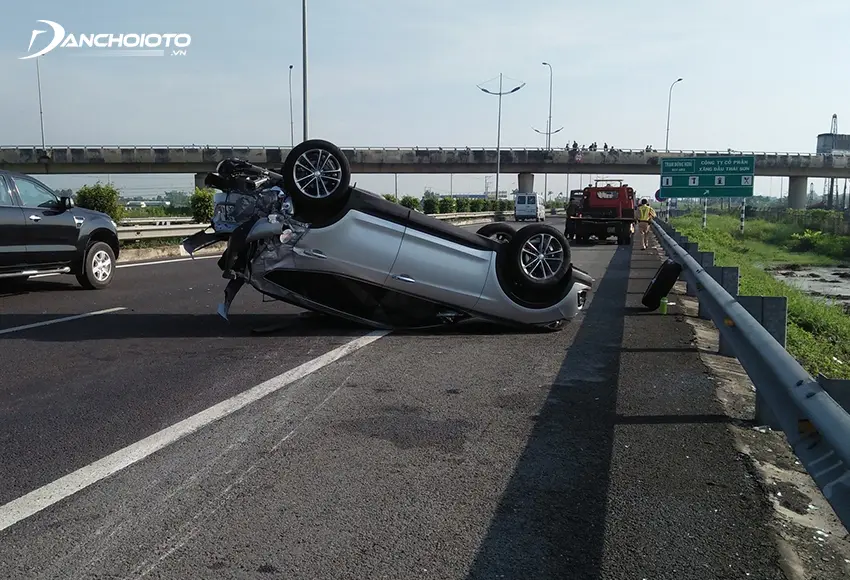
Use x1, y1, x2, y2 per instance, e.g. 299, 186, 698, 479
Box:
181, 186, 310, 320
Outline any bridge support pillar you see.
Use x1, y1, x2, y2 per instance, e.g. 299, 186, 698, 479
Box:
517, 172, 534, 194
788, 176, 807, 209
194, 172, 208, 190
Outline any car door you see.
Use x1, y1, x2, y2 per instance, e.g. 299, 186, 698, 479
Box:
385, 225, 492, 310
0, 174, 29, 272
11, 175, 79, 266
291, 197, 408, 287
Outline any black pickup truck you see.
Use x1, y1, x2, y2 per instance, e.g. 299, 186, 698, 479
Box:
0, 170, 120, 288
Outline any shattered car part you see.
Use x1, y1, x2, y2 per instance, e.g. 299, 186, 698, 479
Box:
182, 138, 594, 331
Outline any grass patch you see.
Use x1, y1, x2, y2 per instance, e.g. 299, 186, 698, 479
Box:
671, 214, 850, 379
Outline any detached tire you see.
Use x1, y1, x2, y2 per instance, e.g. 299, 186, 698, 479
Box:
477, 222, 515, 243
642, 258, 682, 310
282, 139, 351, 219
504, 224, 571, 289
76, 241, 115, 290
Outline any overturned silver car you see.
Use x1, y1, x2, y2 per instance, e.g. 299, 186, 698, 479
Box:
182, 139, 593, 331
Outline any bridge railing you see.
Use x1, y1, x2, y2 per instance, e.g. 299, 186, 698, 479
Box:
0, 145, 842, 158
651, 218, 850, 532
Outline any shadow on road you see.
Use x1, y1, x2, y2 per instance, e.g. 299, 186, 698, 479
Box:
464, 243, 633, 579
614, 413, 754, 428
0, 310, 584, 341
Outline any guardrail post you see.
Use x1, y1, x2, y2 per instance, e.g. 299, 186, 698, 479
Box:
695, 252, 715, 319
736, 296, 788, 430
816, 374, 850, 411
683, 243, 700, 295
705, 266, 739, 354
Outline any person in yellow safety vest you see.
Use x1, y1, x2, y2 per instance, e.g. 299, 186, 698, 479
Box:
636, 199, 656, 250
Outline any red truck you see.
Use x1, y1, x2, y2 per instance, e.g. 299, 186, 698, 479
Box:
565, 179, 636, 245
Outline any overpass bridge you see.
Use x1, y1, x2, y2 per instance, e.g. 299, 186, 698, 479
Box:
3, 145, 846, 208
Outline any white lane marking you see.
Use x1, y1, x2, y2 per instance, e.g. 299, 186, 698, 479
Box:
0, 330, 389, 533
29, 255, 219, 278
117, 255, 219, 269
0, 307, 127, 336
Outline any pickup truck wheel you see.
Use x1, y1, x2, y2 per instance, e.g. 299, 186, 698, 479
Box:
76, 241, 115, 290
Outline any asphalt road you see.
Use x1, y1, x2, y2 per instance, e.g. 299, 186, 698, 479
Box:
0, 218, 787, 579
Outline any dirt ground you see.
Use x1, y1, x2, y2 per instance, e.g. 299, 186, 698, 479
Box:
649, 238, 850, 580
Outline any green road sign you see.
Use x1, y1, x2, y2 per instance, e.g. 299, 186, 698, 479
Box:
658, 156, 755, 199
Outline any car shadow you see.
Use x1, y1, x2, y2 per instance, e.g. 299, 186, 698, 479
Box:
0, 278, 84, 297
0, 310, 587, 341
462, 242, 633, 579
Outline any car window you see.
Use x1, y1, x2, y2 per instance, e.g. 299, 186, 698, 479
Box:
516, 195, 525, 204
527, 195, 536, 204
13, 177, 59, 208
0, 175, 13, 206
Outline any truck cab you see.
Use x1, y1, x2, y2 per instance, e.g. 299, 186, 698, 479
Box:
565, 180, 636, 245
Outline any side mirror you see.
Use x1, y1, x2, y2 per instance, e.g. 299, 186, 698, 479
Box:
60, 196, 74, 210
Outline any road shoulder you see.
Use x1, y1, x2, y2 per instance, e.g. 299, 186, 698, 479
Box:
649, 231, 850, 579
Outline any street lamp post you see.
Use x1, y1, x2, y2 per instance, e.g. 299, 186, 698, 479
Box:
36, 57, 46, 150
301, 0, 308, 142
478, 73, 525, 200
533, 61, 563, 203
665, 77, 683, 152
288, 64, 295, 147
542, 62, 553, 201
664, 77, 683, 221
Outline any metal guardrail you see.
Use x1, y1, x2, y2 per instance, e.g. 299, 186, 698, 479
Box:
120, 217, 196, 226
116, 210, 568, 241
651, 218, 850, 531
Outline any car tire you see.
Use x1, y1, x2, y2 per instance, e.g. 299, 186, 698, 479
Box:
76, 241, 115, 290
642, 258, 682, 311
504, 223, 571, 288
476, 222, 515, 243
282, 139, 351, 219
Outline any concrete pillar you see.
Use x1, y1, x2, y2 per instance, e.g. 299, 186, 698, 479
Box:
788, 176, 807, 209
194, 172, 208, 190
518, 172, 534, 194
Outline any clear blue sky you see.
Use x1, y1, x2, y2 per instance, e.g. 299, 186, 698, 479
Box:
0, 0, 846, 199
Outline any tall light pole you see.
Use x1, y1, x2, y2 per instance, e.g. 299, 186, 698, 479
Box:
534, 63, 563, 203
301, 0, 308, 142
664, 77, 683, 221
665, 77, 683, 151
288, 64, 295, 147
543, 62, 553, 201
36, 57, 46, 150
478, 73, 525, 200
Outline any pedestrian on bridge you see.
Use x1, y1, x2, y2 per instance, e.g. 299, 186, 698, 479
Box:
636, 199, 656, 250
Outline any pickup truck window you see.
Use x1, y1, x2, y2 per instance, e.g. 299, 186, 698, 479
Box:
0, 175, 13, 206
13, 177, 58, 209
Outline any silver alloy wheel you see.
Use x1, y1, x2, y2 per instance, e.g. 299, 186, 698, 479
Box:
292, 148, 343, 199
91, 249, 112, 282
519, 233, 564, 280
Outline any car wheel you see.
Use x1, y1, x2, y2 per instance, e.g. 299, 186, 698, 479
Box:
282, 139, 351, 218
476, 222, 515, 243
505, 223, 571, 288
76, 241, 115, 290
